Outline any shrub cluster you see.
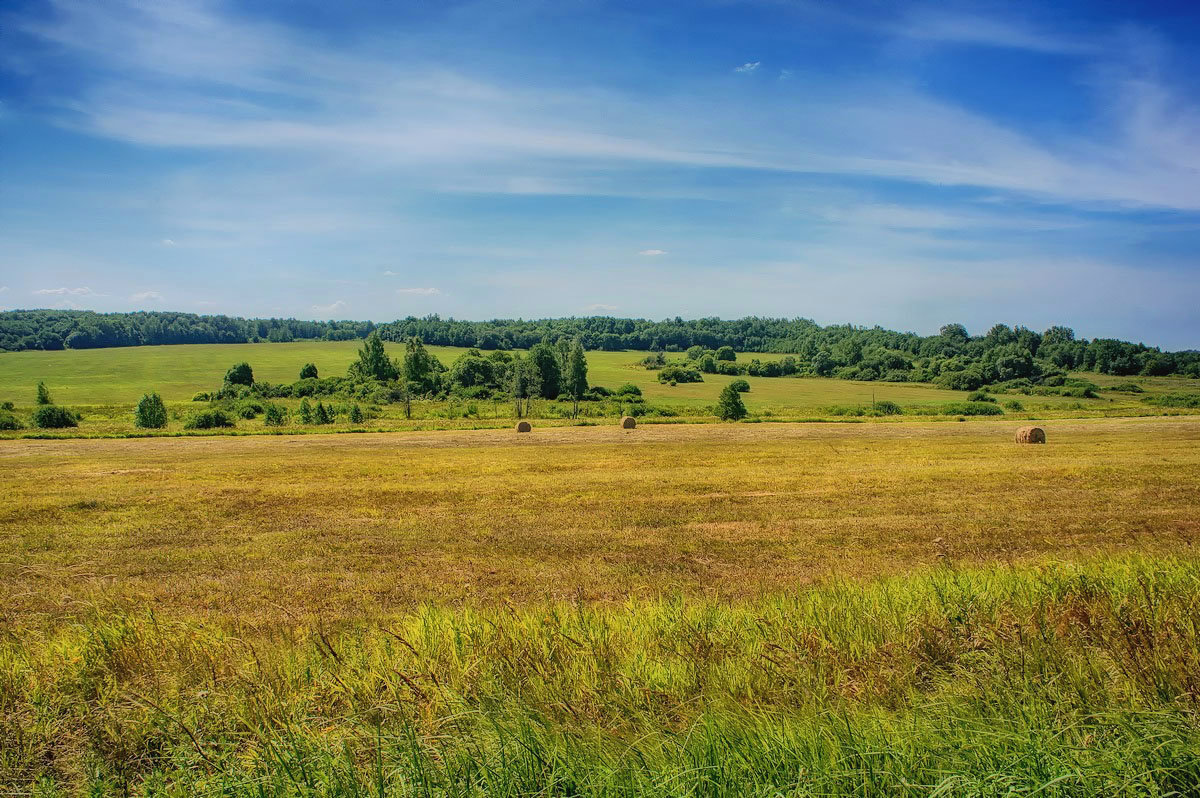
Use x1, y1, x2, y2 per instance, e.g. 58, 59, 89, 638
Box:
184, 409, 235, 430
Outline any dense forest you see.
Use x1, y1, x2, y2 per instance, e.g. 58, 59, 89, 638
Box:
2, 309, 1198, 383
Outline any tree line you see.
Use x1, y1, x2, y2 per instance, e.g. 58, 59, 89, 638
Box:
2, 309, 1197, 380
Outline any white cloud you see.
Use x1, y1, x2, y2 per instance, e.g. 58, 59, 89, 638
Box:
311, 299, 348, 314
21, 1, 1200, 212
161, 238, 176, 246
382, 269, 399, 276
895, 13, 1096, 54
638, 249, 667, 256
130, 290, 164, 301
0, 286, 8, 293
584, 303, 618, 313
33, 286, 98, 296
396, 287, 440, 295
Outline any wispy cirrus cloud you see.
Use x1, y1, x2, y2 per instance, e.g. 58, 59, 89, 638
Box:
638, 249, 668, 256
14, 0, 1199, 213
396, 287, 440, 296
33, 286, 100, 296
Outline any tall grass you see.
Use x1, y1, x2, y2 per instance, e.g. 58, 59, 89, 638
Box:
4, 556, 1199, 795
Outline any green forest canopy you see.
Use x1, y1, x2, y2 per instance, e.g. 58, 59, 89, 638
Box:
1, 309, 1197, 382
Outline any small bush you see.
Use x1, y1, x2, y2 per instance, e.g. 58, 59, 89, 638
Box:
615, 383, 642, 397
658, 365, 703, 384
1004, 399, 1025, 411
349, 404, 364, 423
729, 379, 750, 393
1142, 393, 1200, 409
941, 401, 1005, 416
298, 399, 314, 424
192, 392, 211, 402
1110, 382, 1144, 393
184, 409, 235, 430
0, 411, 24, 430
224, 362, 254, 386
236, 400, 265, 419
32, 405, 79, 428
1, 400, 14, 411
966, 390, 996, 403
263, 404, 287, 426
299, 363, 319, 380
873, 399, 903, 415
134, 393, 168, 429
314, 401, 333, 424
36, 382, 52, 405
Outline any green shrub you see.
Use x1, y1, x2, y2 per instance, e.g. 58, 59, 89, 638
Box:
263, 404, 287, 426
615, 383, 642, 397
224, 362, 254, 386
828, 405, 866, 417
941, 401, 1004, 416
191, 392, 211, 402
729, 379, 750, 393
2, 400, 14, 411
1142, 393, 1200, 409
32, 405, 79, 428
1004, 400, 1025, 411
0, 411, 24, 430
299, 363, 319, 380
184, 409, 235, 430
349, 403, 364, 423
236, 400, 264, 419
314, 401, 333, 424
873, 399, 903, 415
966, 390, 996, 403
658, 365, 703, 384
715, 384, 748, 420
134, 393, 168, 429
1110, 382, 1144, 393
298, 399, 314, 424
36, 382, 52, 405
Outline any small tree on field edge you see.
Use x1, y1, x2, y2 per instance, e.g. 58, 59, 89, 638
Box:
298, 398, 314, 424
300, 363, 319, 380
716, 384, 748, 421
264, 403, 287, 426
36, 382, 52, 405
225, 362, 254, 386
134, 392, 168, 429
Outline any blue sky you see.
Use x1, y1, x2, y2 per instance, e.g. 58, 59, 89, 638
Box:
1, 0, 1198, 348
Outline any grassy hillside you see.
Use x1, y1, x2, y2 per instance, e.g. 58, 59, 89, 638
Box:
2, 418, 1198, 794
3, 341, 1195, 438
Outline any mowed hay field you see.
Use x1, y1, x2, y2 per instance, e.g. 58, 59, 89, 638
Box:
3, 418, 1200, 794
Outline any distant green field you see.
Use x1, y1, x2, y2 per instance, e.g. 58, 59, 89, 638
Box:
1, 341, 1196, 437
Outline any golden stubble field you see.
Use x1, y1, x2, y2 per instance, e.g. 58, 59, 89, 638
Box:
3, 416, 1198, 627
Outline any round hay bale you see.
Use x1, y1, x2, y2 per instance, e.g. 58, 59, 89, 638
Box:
620, 416, 637, 429
1015, 426, 1045, 444
515, 420, 532, 433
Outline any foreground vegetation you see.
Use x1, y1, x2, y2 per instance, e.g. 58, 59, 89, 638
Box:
3, 557, 1199, 796
3, 412, 1198, 794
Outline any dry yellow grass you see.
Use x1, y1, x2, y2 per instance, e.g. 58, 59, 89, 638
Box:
2, 416, 1197, 627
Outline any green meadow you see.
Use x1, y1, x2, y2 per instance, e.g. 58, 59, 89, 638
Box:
3, 341, 1195, 439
